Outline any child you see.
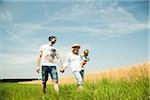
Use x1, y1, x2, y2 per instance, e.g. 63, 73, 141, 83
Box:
80, 49, 89, 80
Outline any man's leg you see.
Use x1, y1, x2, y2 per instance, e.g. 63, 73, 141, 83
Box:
42, 66, 48, 94
42, 81, 46, 94
50, 66, 59, 93
54, 81, 59, 93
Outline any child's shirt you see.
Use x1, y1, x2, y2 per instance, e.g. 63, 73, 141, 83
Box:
81, 55, 89, 70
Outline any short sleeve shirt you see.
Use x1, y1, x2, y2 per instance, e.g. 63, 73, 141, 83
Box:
39, 44, 58, 66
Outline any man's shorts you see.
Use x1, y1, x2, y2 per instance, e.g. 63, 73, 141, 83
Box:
42, 66, 58, 83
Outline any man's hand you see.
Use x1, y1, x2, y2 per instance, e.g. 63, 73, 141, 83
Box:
60, 67, 65, 73
36, 67, 40, 73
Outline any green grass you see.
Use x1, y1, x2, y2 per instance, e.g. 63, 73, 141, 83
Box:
0, 76, 149, 100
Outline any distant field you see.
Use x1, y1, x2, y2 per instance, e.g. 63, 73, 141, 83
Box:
0, 63, 149, 100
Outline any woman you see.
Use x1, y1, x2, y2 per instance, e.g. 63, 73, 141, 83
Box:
60, 44, 84, 90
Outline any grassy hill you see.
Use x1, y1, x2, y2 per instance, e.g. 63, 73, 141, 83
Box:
0, 63, 149, 100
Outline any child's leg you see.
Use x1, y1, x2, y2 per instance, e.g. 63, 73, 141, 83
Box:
80, 70, 84, 81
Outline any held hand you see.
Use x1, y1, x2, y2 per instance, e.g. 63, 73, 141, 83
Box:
36, 67, 40, 73
60, 67, 65, 73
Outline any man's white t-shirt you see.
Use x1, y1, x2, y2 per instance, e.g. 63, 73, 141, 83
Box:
64, 52, 82, 72
39, 44, 61, 66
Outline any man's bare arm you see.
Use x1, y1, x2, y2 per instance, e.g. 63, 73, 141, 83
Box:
36, 51, 42, 73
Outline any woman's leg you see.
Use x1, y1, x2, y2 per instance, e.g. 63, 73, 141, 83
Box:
73, 71, 83, 90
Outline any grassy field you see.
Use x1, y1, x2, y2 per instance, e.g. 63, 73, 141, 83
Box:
0, 63, 149, 100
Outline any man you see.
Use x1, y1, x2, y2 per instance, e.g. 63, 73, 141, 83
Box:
60, 44, 84, 90
36, 36, 62, 94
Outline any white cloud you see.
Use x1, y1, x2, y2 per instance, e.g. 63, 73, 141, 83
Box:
49, 1, 148, 37
0, 1, 148, 42
0, 53, 36, 65
3, 1, 148, 41
0, 10, 13, 22
0, 1, 148, 78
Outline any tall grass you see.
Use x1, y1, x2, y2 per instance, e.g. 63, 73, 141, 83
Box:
0, 63, 149, 100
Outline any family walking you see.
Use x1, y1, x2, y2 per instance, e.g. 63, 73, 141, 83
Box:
36, 35, 89, 94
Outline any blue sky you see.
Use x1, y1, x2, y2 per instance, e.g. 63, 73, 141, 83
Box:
0, 0, 149, 79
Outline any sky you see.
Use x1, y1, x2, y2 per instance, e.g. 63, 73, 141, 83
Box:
0, 0, 149, 79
